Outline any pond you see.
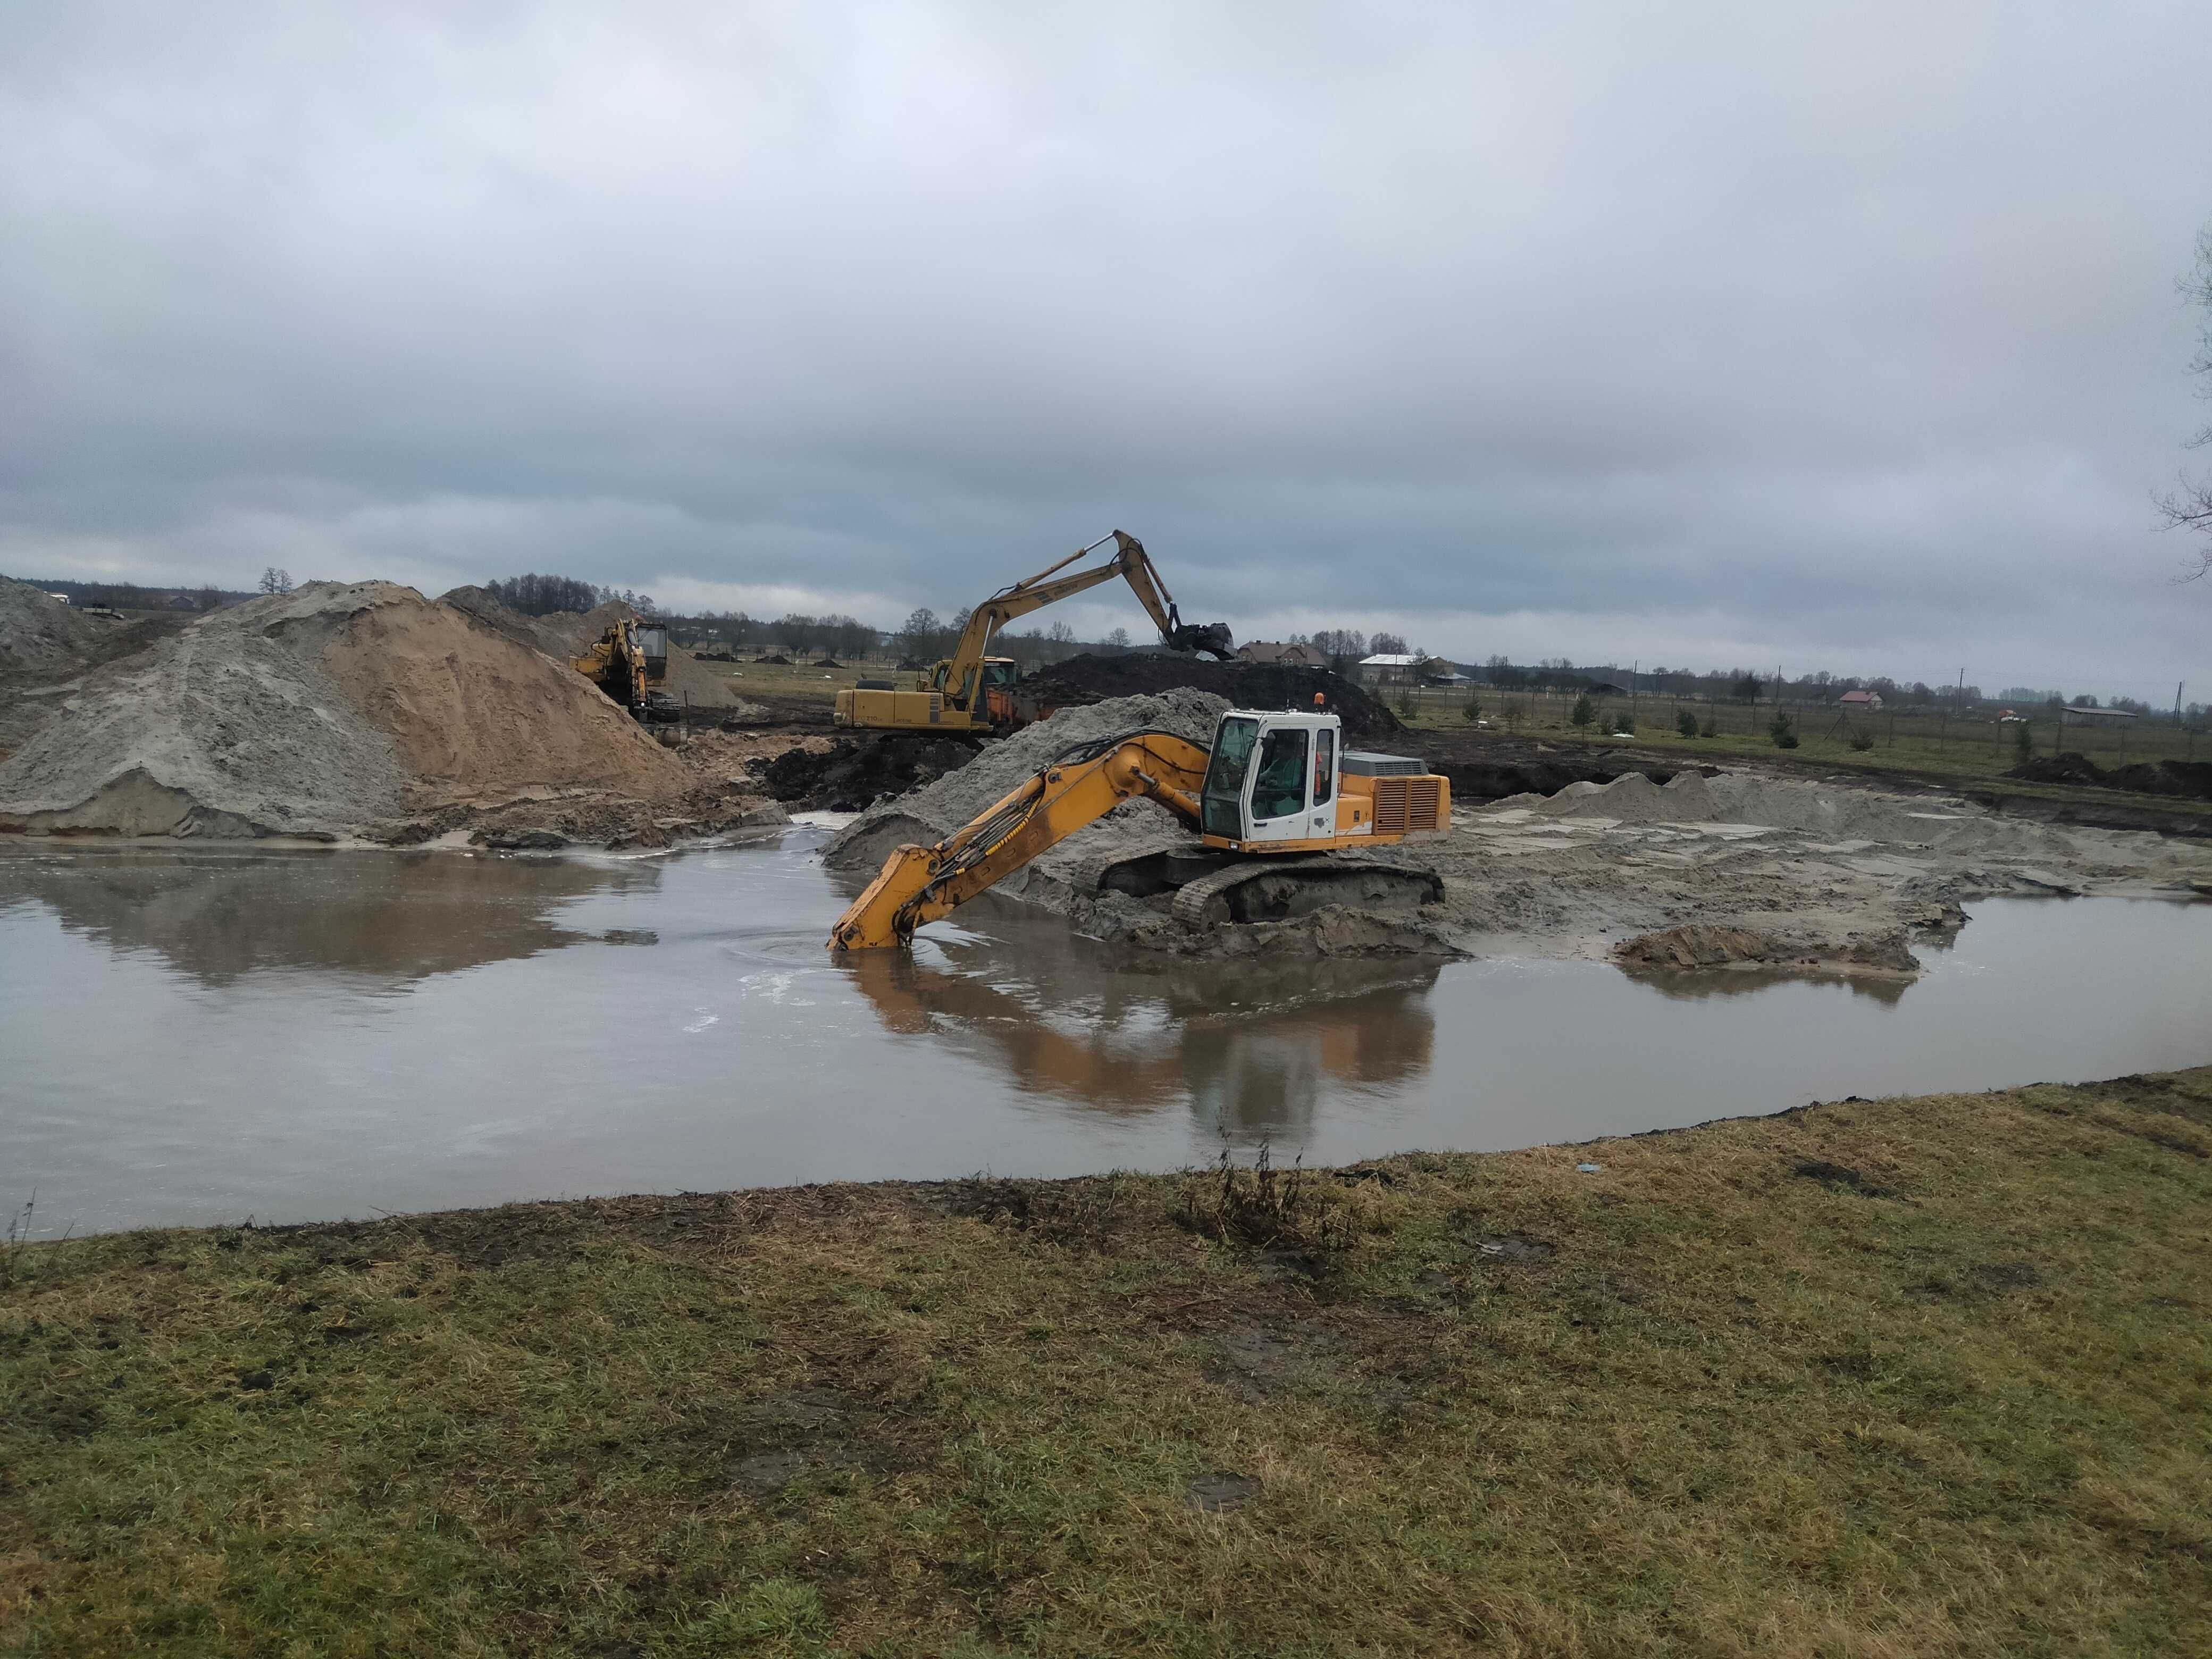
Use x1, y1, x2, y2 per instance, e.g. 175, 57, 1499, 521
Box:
2, 832, 2206, 1234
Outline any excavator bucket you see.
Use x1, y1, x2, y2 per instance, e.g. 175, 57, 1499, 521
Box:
1169, 620, 1235, 658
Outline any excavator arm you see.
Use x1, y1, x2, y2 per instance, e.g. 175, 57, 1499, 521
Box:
829, 728, 1211, 951
935, 531, 1231, 711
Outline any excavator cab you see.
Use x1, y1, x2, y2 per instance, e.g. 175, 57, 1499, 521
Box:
928, 657, 1018, 703
1199, 712, 1352, 848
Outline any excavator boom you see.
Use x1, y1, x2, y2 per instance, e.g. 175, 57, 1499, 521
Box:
834, 530, 1232, 733
830, 729, 1210, 950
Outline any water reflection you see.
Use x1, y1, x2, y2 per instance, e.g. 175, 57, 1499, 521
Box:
0, 848, 658, 986
1623, 965, 1912, 1006
846, 898, 1439, 1138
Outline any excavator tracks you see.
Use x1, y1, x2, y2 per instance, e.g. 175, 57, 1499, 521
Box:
1167, 855, 1444, 928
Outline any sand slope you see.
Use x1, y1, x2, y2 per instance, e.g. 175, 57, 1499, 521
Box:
0, 582, 690, 837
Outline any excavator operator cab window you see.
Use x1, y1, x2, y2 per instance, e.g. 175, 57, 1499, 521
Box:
981, 661, 1018, 690
1252, 727, 1309, 822
636, 625, 667, 665
1201, 717, 1260, 839
1313, 727, 1335, 804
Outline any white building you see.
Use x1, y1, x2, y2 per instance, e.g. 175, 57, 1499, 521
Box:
1356, 652, 1422, 686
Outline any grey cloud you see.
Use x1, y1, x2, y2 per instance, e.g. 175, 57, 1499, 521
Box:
2, 1, 2208, 696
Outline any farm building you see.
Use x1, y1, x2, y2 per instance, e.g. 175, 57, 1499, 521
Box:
1356, 652, 1422, 686
1238, 640, 1330, 667
2061, 706, 2136, 727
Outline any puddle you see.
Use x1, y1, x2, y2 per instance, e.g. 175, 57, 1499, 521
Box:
1, 835, 2207, 1235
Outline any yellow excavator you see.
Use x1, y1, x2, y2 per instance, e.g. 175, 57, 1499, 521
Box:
830, 707, 1450, 951
572, 617, 680, 725
833, 530, 1231, 735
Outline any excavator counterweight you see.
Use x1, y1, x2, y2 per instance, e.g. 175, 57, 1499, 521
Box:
829, 710, 1450, 951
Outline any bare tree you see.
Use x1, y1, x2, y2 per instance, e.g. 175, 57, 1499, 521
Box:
2163, 222, 2212, 579
258, 566, 292, 596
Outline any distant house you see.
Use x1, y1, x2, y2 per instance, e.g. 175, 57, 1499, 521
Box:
47, 592, 69, 604
1238, 640, 1329, 668
1421, 660, 1470, 686
2062, 705, 2135, 727
1838, 689, 1883, 710
1586, 681, 1628, 698
1356, 652, 1422, 686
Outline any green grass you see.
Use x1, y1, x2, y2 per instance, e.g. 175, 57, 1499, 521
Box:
1396, 689, 2212, 810
6, 1070, 2211, 1655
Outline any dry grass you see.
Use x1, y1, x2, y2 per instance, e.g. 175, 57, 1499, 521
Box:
5, 1069, 2210, 1656
1396, 688, 2212, 812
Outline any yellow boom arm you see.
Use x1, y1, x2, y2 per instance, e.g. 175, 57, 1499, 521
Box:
830, 729, 1210, 951
935, 531, 1228, 713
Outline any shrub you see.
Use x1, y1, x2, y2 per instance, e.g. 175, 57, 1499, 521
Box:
1462, 691, 1482, 723
1677, 707, 1700, 738
1178, 1144, 1353, 1259
1769, 711, 1800, 749
1700, 716, 1718, 738
1569, 692, 1595, 732
1848, 730, 1877, 752
2013, 721, 2033, 763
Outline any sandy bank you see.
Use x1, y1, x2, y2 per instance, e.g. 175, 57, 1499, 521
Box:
0, 581, 774, 844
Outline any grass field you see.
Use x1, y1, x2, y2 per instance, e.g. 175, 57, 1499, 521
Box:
6, 1069, 2210, 1656
1390, 686, 2211, 802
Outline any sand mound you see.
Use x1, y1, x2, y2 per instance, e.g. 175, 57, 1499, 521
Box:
1534, 770, 1721, 824
0, 582, 690, 837
1490, 767, 2066, 855
824, 688, 1228, 871
0, 578, 120, 676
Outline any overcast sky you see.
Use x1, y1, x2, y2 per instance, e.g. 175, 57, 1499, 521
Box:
4, 2, 2209, 696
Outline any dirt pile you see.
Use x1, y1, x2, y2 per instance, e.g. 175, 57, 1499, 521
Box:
755, 733, 981, 813
0, 577, 118, 676
1498, 770, 1724, 824
0, 582, 693, 839
2009, 752, 2212, 802
1020, 653, 1402, 741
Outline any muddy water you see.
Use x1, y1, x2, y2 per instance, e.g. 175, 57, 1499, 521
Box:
3, 832, 2208, 1235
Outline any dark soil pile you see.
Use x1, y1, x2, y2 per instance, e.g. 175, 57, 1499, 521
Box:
1021, 653, 1401, 741
1409, 732, 1711, 803
754, 732, 982, 812
2008, 752, 2212, 802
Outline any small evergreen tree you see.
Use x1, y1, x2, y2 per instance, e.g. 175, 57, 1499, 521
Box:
1462, 690, 1481, 723
1769, 710, 1799, 749
2013, 720, 2033, 764
1569, 692, 1595, 733
1676, 706, 1699, 738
